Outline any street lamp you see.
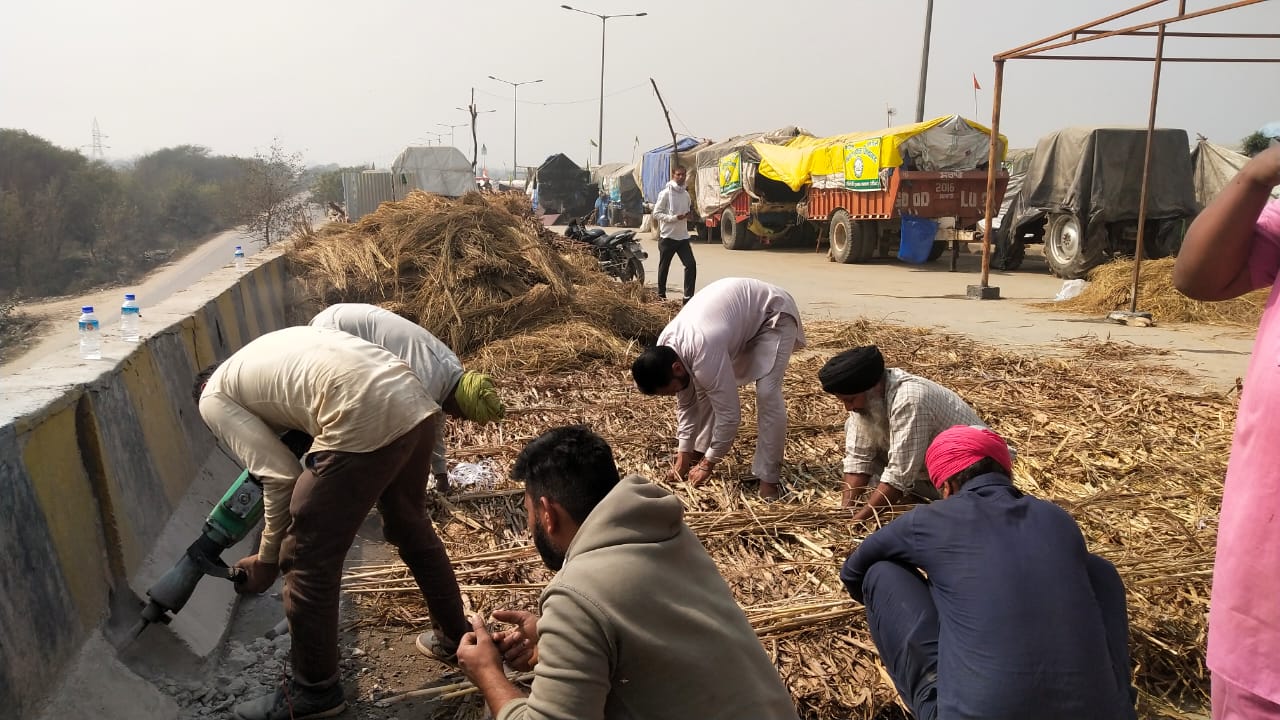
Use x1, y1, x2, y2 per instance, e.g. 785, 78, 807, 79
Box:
488, 75, 543, 181
437, 122, 468, 147
560, 4, 648, 165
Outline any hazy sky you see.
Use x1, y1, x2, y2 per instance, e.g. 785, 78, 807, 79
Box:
2, 0, 1276, 173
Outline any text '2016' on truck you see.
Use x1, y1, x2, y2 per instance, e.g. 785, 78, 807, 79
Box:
691, 116, 1010, 269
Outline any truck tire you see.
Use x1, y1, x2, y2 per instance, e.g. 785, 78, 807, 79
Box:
721, 210, 756, 250
852, 220, 878, 262
994, 237, 1025, 271
829, 210, 855, 263
1044, 213, 1104, 279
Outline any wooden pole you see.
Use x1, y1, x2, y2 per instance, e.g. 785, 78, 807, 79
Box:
979, 59, 1005, 288
649, 78, 681, 167
469, 88, 479, 172
1128, 18, 1168, 313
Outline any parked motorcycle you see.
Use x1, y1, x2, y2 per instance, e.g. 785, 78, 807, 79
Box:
565, 219, 647, 284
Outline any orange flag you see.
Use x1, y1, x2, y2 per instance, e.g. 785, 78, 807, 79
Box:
972, 73, 981, 91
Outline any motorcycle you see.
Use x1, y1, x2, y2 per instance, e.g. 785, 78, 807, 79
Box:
564, 219, 647, 284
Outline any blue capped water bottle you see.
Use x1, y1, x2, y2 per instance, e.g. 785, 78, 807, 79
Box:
79, 306, 102, 360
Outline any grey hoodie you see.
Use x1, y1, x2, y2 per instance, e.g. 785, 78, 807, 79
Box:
498, 475, 799, 720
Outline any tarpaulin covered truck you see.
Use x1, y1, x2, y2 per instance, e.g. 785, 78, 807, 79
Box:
992, 127, 1199, 278
756, 115, 1008, 265
693, 126, 811, 249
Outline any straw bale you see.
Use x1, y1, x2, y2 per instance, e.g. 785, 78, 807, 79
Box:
1040, 257, 1267, 327
289, 191, 671, 359
341, 319, 1227, 720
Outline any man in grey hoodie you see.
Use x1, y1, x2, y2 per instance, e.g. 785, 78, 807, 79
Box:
455, 425, 800, 720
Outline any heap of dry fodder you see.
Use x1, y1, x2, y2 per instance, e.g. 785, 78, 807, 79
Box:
288, 190, 672, 367
1043, 257, 1268, 327
342, 319, 1231, 720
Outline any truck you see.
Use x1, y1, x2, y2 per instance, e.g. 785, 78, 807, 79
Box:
692, 127, 811, 249
993, 127, 1200, 278
754, 116, 1009, 266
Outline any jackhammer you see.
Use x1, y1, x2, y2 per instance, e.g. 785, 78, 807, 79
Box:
126, 431, 311, 644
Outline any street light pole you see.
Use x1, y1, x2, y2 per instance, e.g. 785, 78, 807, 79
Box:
489, 75, 543, 181
915, 0, 934, 123
561, 5, 648, 166
437, 122, 468, 147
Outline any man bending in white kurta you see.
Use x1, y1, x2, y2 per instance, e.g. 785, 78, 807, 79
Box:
631, 277, 805, 500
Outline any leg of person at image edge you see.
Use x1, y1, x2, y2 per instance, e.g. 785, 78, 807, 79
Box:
860, 555, 1136, 720
753, 315, 798, 501
233, 416, 469, 720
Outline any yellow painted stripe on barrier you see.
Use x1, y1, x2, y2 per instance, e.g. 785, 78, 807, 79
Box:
213, 292, 244, 352
22, 403, 110, 631
183, 312, 218, 370
118, 346, 195, 507
241, 273, 263, 341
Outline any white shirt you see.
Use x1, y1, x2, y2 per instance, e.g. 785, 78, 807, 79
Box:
311, 303, 464, 475
657, 278, 805, 460
653, 179, 692, 241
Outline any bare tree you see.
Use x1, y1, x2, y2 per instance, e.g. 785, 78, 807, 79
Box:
240, 139, 306, 246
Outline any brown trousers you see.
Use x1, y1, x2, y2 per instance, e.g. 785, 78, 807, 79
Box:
279, 415, 468, 687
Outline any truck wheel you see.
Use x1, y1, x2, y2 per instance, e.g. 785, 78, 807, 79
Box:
852, 220, 878, 262
1044, 213, 1103, 279
829, 210, 855, 263
1147, 218, 1186, 259
721, 210, 755, 250
994, 237, 1025, 271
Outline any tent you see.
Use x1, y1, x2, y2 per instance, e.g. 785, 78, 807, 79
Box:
1192, 138, 1280, 206
637, 137, 707, 205
534, 154, 593, 217
390, 146, 475, 198
692, 126, 810, 220
594, 162, 643, 226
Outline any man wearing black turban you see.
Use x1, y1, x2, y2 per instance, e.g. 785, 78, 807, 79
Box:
818, 345, 988, 522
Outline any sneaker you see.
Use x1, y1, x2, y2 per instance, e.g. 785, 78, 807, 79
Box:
232, 678, 346, 720
415, 630, 460, 665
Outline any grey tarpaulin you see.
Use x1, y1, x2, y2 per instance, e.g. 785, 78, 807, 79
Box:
390, 146, 476, 198
996, 127, 1199, 248
1192, 139, 1280, 206
693, 126, 810, 219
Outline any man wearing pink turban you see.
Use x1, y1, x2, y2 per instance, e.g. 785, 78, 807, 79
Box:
840, 425, 1136, 720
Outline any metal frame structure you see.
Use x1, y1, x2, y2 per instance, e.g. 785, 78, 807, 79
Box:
976, 0, 1279, 309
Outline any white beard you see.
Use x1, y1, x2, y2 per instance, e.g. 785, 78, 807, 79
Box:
857, 392, 891, 451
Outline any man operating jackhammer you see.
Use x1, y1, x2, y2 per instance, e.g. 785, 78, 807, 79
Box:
193, 325, 469, 720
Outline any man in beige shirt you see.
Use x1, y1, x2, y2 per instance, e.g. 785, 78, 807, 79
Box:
195, 325, 468, 720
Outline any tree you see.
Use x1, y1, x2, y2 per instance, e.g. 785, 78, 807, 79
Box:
239, 139, 307, 246
1242, 131, 1271, 157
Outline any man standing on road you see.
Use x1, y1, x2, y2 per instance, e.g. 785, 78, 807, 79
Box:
652, 165, 696, 302
818, 345, 988, 521
310, 303, 505, 495
631, 277, 805, 500
841, 425, 1137, 720
455, 425, 800, 720
194, 326, 469, 720
1173, 143, 1280, 718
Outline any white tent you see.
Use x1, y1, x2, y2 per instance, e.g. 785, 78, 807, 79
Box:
390, 146, 475, 198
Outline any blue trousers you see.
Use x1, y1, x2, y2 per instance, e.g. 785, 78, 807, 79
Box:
861, 557, 1137, 720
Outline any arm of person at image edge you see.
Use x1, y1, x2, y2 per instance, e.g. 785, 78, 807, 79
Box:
198, 390, 301, 592
1174, 144, 1280, 301
678, 349, 741, 485
458, 588, 614, 720
846, 400, 927, 523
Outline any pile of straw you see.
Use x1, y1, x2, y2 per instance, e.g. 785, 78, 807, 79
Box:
342, 318, 1230, 720
289, 191, 672, 359
1044, 257, 1267, 327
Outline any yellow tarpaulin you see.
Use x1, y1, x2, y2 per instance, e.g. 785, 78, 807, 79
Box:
755, 115, 1007, 191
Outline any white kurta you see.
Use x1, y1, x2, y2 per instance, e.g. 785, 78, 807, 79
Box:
311, 303, 464, 476
656, 277, 805, 483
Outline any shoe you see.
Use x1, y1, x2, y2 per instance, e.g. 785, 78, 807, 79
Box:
232, 678, 346, 720
415, 630, 460, 665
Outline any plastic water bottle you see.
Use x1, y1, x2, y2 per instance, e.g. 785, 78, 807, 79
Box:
234, 245, 246, 272
121, 293, 141, 342
79, 306, 102, 360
